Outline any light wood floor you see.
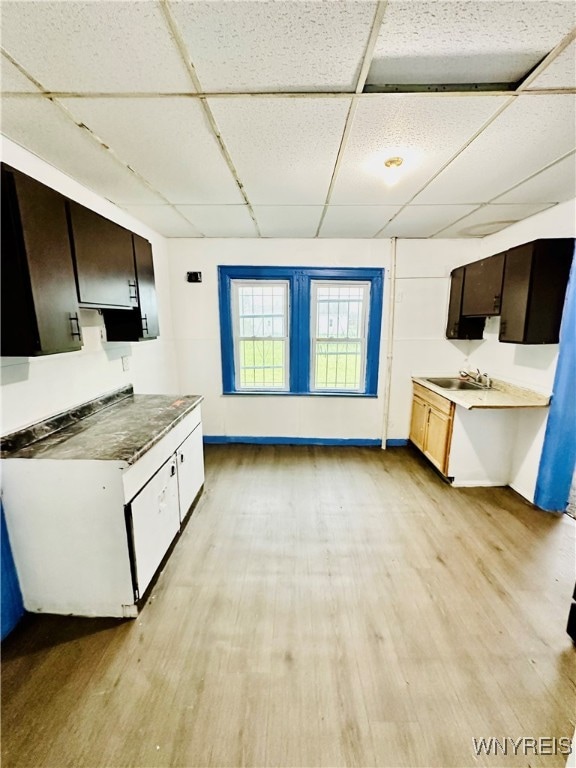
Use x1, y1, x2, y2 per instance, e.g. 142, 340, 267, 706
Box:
2, 445, 575, 768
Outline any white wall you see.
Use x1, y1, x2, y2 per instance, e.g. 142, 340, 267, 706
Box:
167, 238, 391, 440
0, 138, 179, 435
387, 237, 482, 440
3, 134, 573, 503
388, 200, 576, 502
168, 202, 574, 503
477, 200, 576, 501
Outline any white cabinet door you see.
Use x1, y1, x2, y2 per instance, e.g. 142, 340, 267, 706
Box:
176, 424, 204, 522
129, 457, 180, 596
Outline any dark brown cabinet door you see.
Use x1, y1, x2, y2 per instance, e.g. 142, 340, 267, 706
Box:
133, 235, 159, 339
446, 266, 485, 340
1, 166, 82, 356
102, 235, 159, 342
499, 239, 574, 344
461, 253, 505, 317
68, 201, 137, 309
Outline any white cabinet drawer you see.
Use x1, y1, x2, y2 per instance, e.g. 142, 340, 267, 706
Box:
129, 456, 180, 596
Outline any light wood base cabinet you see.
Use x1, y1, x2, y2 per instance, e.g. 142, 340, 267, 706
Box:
409, 383, 455, 476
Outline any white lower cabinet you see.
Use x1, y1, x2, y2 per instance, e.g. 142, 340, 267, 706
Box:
129, 457, 181, 598
2, 406, 204, 618
176, 424, 205, 522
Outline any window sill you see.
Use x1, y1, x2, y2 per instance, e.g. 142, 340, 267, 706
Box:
222, 390, 378, 398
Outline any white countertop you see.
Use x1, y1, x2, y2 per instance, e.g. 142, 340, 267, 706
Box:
412, 377, 550, 410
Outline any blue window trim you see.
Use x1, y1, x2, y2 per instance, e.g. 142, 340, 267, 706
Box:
218, 265, 385, 396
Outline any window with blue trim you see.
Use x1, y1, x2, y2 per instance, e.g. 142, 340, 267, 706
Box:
218, 266, 384, 396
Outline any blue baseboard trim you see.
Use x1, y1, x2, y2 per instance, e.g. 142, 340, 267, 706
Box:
385, 439, 409, 447
203, 435, 382, 447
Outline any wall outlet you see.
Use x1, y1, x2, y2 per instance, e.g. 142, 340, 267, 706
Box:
121, 356, 130, 372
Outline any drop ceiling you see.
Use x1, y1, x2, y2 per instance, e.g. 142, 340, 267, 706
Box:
1, 0, 575, 239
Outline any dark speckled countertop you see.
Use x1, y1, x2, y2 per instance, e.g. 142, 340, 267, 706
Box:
1, 386, 203, 464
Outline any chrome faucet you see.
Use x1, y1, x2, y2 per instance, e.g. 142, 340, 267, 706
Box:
459, 368, 492, 388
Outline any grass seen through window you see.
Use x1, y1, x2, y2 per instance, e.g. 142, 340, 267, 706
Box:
239, 339, 285, 387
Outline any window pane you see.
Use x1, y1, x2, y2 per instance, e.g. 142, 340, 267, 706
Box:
239, 339, 286, 389
315, 285, 366, 339
238, 284, 286, 338
240, 317, 253, 337
234, 280, 289, 390
311, 280, 369, 392
314, 341, 362, 390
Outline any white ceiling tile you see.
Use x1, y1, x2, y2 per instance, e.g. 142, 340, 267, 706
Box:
176, 206, 257, 237
320, 206, 400, 238
415, 94, 576, 204
330, 95, 508, 205
369, 1, 576, 85
121, 205, 203, 237
59, 97, 243, 204
494, 153, 576, 204
527, 40, 576, 89
435, 203, 555, 237
378, 205, 480, 238
253, 206, 323, 237
170, 1, 377, 93
1, 96, 163, 204
0, 1, 193, 93
1, 55, 40, 92
208, 98, 351, 205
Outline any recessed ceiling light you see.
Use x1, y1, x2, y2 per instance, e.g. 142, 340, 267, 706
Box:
383, 156, 404, 186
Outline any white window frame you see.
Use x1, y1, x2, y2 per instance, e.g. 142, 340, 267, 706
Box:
309, 280, 370, 393
231, 279, 290, 392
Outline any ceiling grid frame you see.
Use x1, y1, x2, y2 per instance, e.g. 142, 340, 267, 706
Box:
518, 27, 576, 91
0, 0, 574, 239
429, 150, 576, 237
0, 49, 204, 233
160, 0, 261, 236
5, 88, 576, 101
371, 92, 519, 237
315, 1, 390, 237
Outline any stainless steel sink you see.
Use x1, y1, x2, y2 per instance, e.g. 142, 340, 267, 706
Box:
424, 377, 487, 391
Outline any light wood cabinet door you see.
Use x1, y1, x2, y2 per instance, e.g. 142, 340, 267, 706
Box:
424, 407, 453, 474
410, 384, 455, 476
409, 396, 428, 451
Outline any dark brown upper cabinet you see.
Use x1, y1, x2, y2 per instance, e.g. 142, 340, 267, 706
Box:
1, 165, 82, 356
499, 239, 574, 344
67, 201, 138, 310
102, 234, 160, 341
446, 266, 486, 340
461, 253, 505, 317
